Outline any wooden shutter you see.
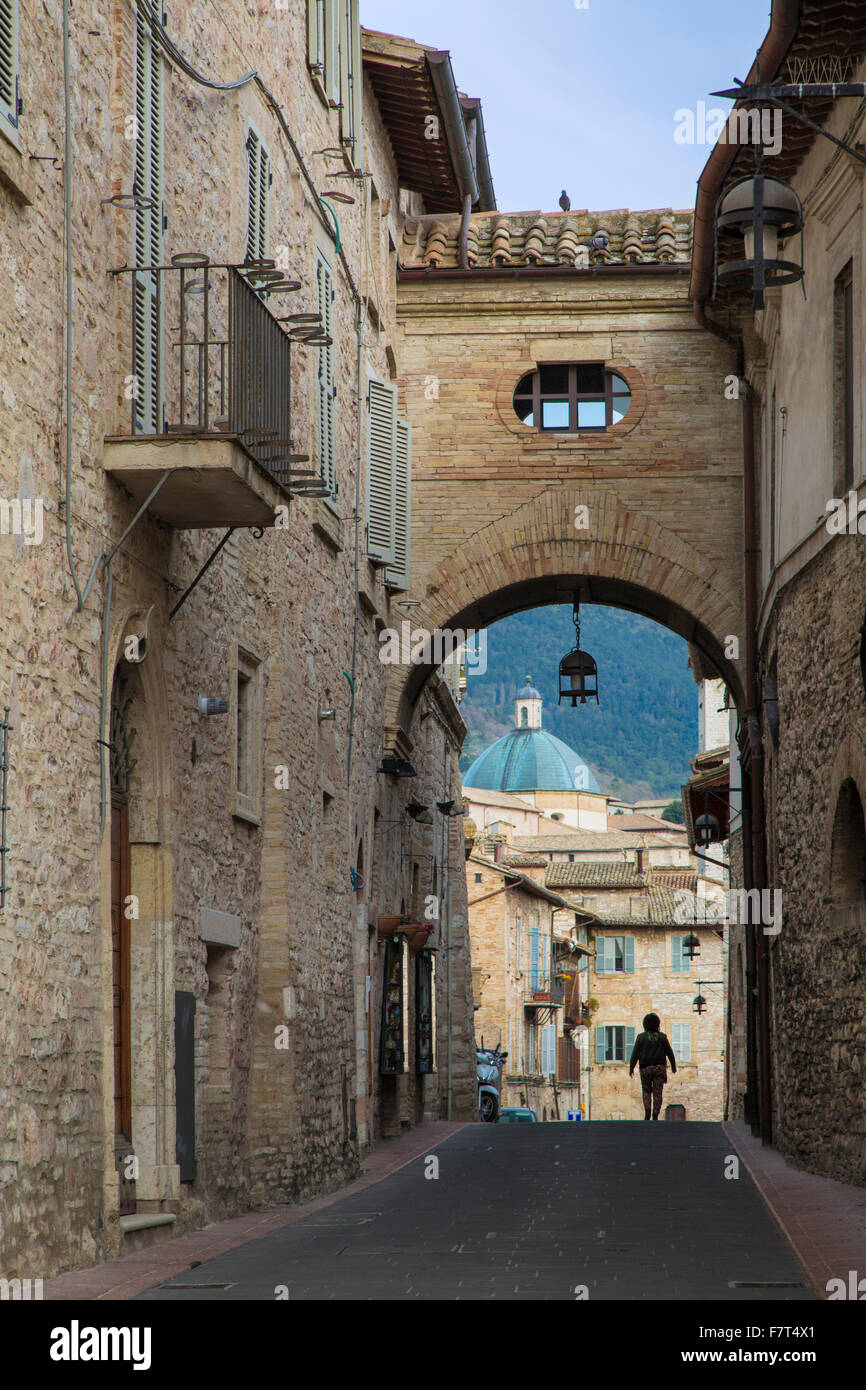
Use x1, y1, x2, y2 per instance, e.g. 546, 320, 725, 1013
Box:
623, 937, 635, 973
529, 925, 540, 988
385, 418, 411, 590
625, 1025, 636, 1059
366, 379, 396, 562
594, 1025, 606, 1064
0, 0, 18, 138
307, 0, 325, 72
541, 1025, 556, 1076
339, 0, 363, 166
133, 8, 164, 433
672, 934, 689, 973
316, 254, 336, 497
246, 128, 270, 263
174, 990, 196, 1182
595, 937, 608, 973
672, 1023, 691, 1062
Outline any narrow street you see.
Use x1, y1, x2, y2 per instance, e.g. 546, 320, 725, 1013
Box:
134, 1125, 813, 1301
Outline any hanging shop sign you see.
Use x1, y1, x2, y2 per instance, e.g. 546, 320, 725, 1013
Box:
415, 950, 435, 1074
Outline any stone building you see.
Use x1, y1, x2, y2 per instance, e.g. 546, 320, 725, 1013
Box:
468, 851, 590, 1120
0, 2, 489, 1277
546, 865, 726, 1121
691, 0, 866, 1182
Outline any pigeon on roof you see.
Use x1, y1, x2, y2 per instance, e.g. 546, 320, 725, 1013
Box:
559, 190, 571, 211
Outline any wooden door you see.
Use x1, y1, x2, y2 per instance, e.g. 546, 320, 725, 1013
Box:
110, 794, 135, 1212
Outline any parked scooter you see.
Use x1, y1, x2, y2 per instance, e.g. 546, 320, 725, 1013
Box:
476, 1040, 507, 1122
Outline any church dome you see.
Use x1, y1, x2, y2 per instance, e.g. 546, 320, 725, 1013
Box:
463, 728, 601, 793
463, 676, 600, 793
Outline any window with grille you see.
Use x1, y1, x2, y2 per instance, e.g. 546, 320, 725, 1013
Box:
514, 364, 631, 432
0, 0, 19, 142
246, 127, 271, 264
316, 253, 336, 499
133, 6, 164, 433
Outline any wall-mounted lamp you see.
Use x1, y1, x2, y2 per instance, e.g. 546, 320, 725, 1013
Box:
378, 758, 417, 778
406, 802, 434, 825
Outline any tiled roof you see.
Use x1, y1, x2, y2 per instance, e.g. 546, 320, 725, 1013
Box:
648, 869, 698, 893
513, 831, 680, 852
503, 852, 547, 869
608, 814, 687, 833
401, 208, 693, 271
546, 862, 644, 888
587, 886, 684, 926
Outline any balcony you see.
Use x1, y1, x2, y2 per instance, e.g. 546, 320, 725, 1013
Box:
523, 973, 565, 1023
104, 256, 329, 529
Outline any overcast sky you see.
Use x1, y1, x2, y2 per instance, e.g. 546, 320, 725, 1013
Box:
360, 0, 773, 213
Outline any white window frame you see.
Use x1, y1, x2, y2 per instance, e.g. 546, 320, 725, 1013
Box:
0, 0, 20, 147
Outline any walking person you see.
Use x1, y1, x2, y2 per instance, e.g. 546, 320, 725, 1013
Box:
628, 1013, 677, 1120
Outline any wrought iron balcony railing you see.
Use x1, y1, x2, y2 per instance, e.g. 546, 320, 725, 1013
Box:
112, 254, 330, 498
524, 974, 566, 1007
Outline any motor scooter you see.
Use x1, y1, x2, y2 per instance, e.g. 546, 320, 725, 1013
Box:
476, 1040, 507, 1122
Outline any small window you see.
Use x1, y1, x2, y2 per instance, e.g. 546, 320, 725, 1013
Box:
595, 1024, 636, 1063
513, 364, 631, 433
829, 778, 866, 905
671, 934, 691, 974
833, 261, 854, 495
671, 1023, 692, 1063
596, 935, 635, 973
474, 872, 483, 884
234, 646, 263, 822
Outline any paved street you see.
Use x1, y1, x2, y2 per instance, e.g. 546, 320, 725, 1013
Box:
135, 1123, 815, 1301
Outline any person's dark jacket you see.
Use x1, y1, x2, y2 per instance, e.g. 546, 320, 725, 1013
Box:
629, 1031, 677, 1073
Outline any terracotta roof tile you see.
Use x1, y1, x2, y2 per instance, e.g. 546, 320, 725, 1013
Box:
401, 208, 693, 271
546, 862, 645, 888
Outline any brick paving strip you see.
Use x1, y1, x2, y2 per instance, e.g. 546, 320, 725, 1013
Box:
723, 1120, 866, 1298
44, 1121, 468, 1301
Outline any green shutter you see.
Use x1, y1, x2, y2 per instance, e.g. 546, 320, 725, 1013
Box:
366, 380, 397, 563
594, 1026, 606, 1064
672, 935, 690, 973
384, 418, 411, 590
246, 128, 270, 263
339, 0, 362, 166
624, 937, 635, 973
529, 925, 540, 988
672, 1023, 691, 1062
595, 938, 607, 973
307, 0, 325, 72
316, 255, 336, 497
625, 1025, 636, 1058
0, 0, 19, 138
133, 8, 164, 433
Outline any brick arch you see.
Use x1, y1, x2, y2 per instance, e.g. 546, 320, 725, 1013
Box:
385, 489, 744, 746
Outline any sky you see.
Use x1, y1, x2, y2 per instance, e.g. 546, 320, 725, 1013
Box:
360, 0, 773, 213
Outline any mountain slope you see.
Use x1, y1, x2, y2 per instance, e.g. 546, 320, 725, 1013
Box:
458, 605, 698, 801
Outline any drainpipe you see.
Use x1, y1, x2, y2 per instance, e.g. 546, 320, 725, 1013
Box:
693, 303, 768, 1142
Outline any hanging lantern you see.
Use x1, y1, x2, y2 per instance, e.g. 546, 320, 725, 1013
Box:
693, 993, 707, 1016
695, 813, 721, 848
559, 598, 599, 706
683, 932, 701, 960
715, 155, 804, 311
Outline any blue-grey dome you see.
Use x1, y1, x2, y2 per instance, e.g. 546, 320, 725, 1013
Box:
517, 682, 542, 699
463, 727, 601, 794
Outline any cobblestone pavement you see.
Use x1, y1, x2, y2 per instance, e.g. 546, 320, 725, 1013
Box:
132, 1123, 817, 1301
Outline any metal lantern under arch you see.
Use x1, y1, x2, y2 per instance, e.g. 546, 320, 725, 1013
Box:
559, 598, 599, 706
